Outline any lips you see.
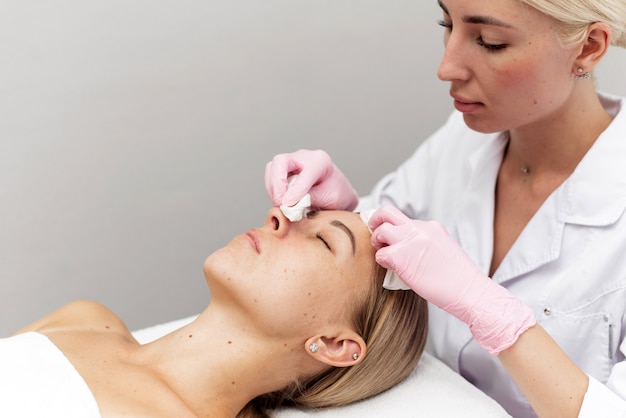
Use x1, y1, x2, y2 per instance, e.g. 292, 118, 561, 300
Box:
450, 93, 483, 113
243, 229, 261, 254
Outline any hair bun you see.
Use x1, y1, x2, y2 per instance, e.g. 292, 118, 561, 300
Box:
613, 31, 626, 49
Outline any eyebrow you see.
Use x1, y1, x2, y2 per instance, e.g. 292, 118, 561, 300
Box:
330, 220, 356, 256
438, 0, 514, 28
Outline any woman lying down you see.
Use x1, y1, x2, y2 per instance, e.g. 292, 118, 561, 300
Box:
2, 208, 428, 418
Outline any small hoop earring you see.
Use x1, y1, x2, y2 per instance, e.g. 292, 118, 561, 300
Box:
309, 343, 319, 353
352, 353, 359, 361
575, 67, 590, 80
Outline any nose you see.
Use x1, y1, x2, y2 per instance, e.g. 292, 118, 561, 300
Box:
437, 33, 471, 82
265, 207, 291, 237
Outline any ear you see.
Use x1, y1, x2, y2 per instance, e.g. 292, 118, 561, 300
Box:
305, 331, 366, 367
574, 22, 611, 75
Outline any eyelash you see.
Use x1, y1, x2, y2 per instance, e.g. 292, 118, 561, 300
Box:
476, 38, 507, 51
437, 19, 452, 30
306, 209, 319, 218
436, 20, 507, 52
316, 233, 331, 251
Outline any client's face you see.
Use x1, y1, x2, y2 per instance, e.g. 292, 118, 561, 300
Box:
203, 208, 376, 339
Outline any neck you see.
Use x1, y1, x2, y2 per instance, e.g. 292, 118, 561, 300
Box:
130, 305, 314, 417
505, 88, 612, 176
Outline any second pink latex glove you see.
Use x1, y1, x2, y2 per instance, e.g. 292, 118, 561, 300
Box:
264, 149, 358, 211
369, 205, 536, 355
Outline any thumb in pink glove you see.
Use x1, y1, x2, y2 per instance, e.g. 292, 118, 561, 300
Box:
264, 149, 358, 211
368, 205, 536, 355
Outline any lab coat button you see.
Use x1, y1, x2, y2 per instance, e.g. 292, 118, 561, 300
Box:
543, 308, 551, 316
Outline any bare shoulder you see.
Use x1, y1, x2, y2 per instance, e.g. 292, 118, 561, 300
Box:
14, 300, 130, 336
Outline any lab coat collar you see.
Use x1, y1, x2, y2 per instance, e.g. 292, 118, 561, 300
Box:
455, 132, 506, 277
558, 94, 626, 226
457, 93, 626, 283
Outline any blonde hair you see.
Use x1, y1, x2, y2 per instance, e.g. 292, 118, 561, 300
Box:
520, 0, 626, 48
239, 264, 428, 417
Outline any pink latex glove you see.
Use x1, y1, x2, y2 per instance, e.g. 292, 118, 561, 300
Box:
264, 149, 358, 211
369, 205, 536, 355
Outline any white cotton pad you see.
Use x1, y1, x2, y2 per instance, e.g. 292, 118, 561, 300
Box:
279, 175, 311, 222
381, 268, 411, 290
280, 194, 311, 222
359, 209, 411, 291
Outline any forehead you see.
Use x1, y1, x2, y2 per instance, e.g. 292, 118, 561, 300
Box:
440, 0, 563, 42
437, 0, 550, 22
440, 0, 538, 22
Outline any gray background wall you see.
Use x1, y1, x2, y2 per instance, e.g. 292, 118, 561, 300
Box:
2, 1, 625, 336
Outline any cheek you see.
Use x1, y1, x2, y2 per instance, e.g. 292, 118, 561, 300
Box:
249, 262, 345, 337
491, 48, 570, 104
267, 257, 341, 304
477, 54, 570, 130
256, 251, 342, 302
263, 259, 353, 324
489, 58, 538, 97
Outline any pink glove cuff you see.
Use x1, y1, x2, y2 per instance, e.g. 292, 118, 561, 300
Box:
445, 274, 537, 355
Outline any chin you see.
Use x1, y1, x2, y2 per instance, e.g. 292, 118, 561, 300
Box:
202, 247, 233, 284
462, 114, 506, 134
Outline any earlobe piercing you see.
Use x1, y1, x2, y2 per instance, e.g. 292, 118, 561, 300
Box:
352, 353, 359, 361
575, 67, 591, 80
309, 343, 319, 353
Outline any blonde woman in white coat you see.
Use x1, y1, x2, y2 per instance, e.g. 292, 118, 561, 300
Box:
264, 0, 626, 416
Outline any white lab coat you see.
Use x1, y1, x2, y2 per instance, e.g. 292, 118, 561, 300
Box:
358, 91, 626, 417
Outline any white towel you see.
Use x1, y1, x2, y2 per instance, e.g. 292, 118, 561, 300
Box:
0, 332, 101, 418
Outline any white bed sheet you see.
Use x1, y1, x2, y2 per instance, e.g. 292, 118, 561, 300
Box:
133, 316, 512, 417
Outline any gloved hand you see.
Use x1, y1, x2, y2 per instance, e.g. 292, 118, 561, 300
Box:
264, 149, 358, 211
368, 205, 536, 355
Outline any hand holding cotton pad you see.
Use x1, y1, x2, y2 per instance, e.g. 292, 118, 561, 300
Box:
359, 209, 410, 290
280, 195, 311, 222
279, 176, 311, 222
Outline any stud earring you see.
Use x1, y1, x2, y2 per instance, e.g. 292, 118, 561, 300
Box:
575, 67, 590, 80
309, 343, 319, 353
352, 353, 359, 361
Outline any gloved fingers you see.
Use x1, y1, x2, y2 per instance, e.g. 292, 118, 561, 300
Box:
265, 150, 322, 207
265, 165, 285, 206
281, 150, 336, 205
373, 228, 427, 289
306, 181, 356, 210
264, 149, 357, 210
373, 244, 401, 272
370, 221, 404, 250
265, 153, 299, 206
367, 205, 411, 232
282, 167, 325, 207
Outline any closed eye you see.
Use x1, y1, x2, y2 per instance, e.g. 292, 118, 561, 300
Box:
306, 209, 320, 218
437, 19, 452, 30
438, 19, 506, 51
476, 37, 507, 51
316, 233, 331, 251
